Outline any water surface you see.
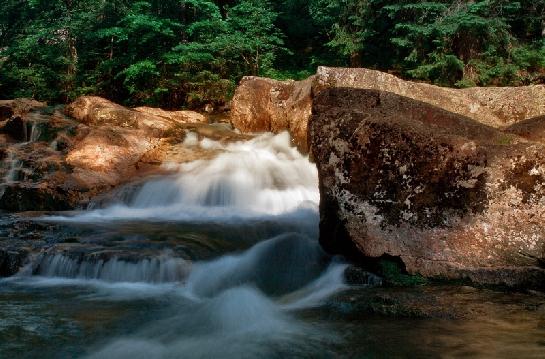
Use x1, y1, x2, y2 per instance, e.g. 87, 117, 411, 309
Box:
1, 132, 544, 358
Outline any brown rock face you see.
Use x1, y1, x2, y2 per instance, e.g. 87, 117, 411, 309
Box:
230, 76, 313, 152
0, 96, 240, 211
310, 88, 545, 289
504, 116, 545, 144
0, 99, 47, 118
230, 67, 545, 152
64, 96, 136, 127
315, 67, 545, 128
134, 106, 207, 124
64, 96, 206, 137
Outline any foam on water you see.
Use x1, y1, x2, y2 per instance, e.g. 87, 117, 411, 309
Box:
85, 286, 316, 359
80, 234, 345, 359
48, 132, 319, 222
10, 131, 348, 358
13, 233, 345, 307
9, 233, 346, 358
29, 253, 190, 284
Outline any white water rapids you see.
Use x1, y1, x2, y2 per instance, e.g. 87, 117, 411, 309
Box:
59, 131, 320, 222
7, 131, 352, 358
3, 116, 544, 359
0, 120, 41, 198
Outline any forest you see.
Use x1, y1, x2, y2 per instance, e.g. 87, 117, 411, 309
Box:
1, 0, 544, 109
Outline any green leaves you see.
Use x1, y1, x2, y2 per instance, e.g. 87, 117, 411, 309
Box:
119, 60, 159, 94
0, 0, 544, 106
325, 0, 545, 87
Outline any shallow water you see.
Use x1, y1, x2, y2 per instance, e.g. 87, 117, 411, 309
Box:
1, 132, 544, 358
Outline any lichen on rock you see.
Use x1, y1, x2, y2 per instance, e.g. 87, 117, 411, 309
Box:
309, 87, 545, 289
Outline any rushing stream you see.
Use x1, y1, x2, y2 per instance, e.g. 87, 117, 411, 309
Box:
1, 132, 544, 358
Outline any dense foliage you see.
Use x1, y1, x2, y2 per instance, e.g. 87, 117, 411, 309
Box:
1, 0, 544, 108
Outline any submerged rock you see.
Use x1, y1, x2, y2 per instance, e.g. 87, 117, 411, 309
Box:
309, 87, 545, 289
0, 247, 28, 277
329, 284, 545, 319
343, 265, 383, 287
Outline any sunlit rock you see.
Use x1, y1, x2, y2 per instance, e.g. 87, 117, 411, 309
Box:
230, 67, 545, 152
134, 106, 207, 124
0, 97, 239, 211
314, 66, 545, 128
230, 76, 313, 152
65, 96, 202, 137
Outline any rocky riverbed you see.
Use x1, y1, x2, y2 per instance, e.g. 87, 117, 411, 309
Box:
1, 67, 544, 358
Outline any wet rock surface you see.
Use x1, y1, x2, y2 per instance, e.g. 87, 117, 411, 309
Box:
309, 87, 545, 289
0, 211, 300, 279
0, 247, 29, 277
230, 76, 313, 152
0, 96, 245, 211
326, 284, 545, 319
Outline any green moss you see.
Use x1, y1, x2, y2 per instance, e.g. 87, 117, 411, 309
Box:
379, 259, 428, 287
497, 135, 514, 145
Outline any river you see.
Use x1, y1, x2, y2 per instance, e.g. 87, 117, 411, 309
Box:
1, 132, 544, 358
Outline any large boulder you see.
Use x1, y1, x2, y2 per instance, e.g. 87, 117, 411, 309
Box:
230, 67, 545, 152
230, 76, 313, 152
64, 96, 139, 127
309, 87, 545, 289
315, 67, 545, 128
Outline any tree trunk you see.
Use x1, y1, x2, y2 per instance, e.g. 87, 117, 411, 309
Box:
63, 0, 77, 99
350, 52, 362, 67
67, 35, 78, 77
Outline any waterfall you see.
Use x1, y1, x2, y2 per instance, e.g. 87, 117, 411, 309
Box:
54, 131, 320, 222
28, 121, 41, 143
3, 151, 22, 183
30, 253, 190, 283
14, 131, 353, 359
0, 116, 43, 199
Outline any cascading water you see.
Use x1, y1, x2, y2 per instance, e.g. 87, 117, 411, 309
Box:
2, 131, 351, 358
62, 131, 320, 222
3, 131, 543, 358
3, 150, 22, 183
0, 115, 43, 199
29, 253, 190, 283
